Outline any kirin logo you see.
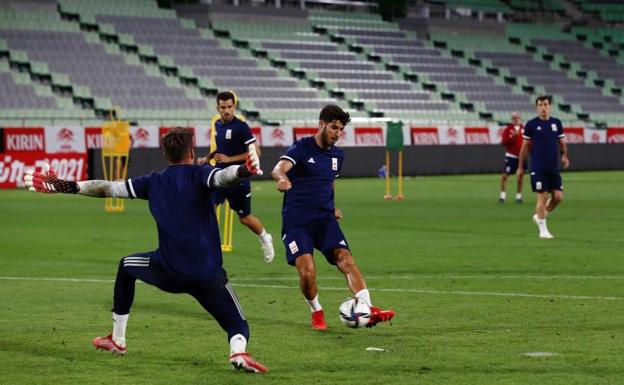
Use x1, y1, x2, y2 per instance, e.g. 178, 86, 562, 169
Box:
57, 128, 74, 143
271, 128, 285, 145
133, 128, 151, 148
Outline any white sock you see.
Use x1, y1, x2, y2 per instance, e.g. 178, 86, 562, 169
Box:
306, 295, 323, 312
515, 193, 522, 200
112, 312, 128, 346
354, 289, 372, 306
537, 218, 549, 234
229, 334, 247, 355
257, 228, 270, 242
500, 191, 506, 200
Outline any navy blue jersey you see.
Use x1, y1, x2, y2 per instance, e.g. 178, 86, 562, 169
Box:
215, 117, 256, 168
523, 116, 565, 172
126, 164, 222, 280
280, 136, 344, 229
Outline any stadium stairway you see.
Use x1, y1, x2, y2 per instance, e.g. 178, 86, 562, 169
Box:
0, 6, 96, 121
507, 23, 624, 125
426, 28, 541, 124
59, 0, 347, 124
56, 0, 215, 122
211, 15, 382, 120
0, 2, 210, 122
427, 22, 622, 126
212, 8, 484, 125
306, 10, 483, 124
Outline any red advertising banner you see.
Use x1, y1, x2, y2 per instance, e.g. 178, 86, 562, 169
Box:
3, 127, 45, 152
354, 127, 384, 146
0, 152, 87, 188
607, 127, 624, 143
565, 127, 585, 144
411, 127, 439, 145
251, 127, 262, 146
263, 126, 290, 147
85, 127, 102, 149
464, 127, 491, 144
293, 127, 317, 141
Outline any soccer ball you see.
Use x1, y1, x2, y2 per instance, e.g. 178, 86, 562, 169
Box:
339, 298, 371, 328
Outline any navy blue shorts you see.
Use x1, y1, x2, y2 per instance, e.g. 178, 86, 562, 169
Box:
503, 156, 527, 175
213, 179, 251, 217
113, 252, 249, 341
282, 218, 350, 266
530, 170, 563, 192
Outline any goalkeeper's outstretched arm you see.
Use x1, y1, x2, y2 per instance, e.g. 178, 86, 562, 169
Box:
24, 162, 260, 197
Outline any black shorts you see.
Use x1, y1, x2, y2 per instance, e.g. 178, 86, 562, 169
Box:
530, 170, 563, 192
212, 179, 251, 217
282, 218, 350, 266
503, 156, 527, 175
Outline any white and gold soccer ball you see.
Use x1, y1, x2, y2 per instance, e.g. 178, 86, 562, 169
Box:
339, 298, 371, 328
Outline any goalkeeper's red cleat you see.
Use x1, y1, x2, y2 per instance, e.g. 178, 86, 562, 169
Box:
367, 306, 395, 327
92, 334, 126, 355
229, 353, 268, 373
311, 309, 328, 330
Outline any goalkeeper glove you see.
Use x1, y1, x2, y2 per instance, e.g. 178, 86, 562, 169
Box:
23, 164, 79, 194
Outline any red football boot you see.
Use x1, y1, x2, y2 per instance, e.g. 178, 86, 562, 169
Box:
311, 309, 328, 330
367, 306, 395, 327
92, 334, 126, 355
229, 353, 268, 373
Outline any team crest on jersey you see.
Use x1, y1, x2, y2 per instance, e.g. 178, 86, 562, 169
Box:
551, 124, 557, 132
225, 129, 232, 139
537, 126, 542, 131
288, 241, 299, 254
332, 157, 338, 171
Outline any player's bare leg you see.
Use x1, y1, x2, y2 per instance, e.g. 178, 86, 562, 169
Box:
515, 172, 524, 203
239, 214, 274, 263
333, 248, 394, 327
499, 173, 508, 203
333, 248, 366, 294
295, 254, 326, 329
533, 192, 554, 239
546, 190, 563, 213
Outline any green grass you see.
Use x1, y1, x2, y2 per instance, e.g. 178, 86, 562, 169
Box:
1, 171, 623, 385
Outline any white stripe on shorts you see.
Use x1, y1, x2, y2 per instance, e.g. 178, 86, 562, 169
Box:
225, 282, 246, 321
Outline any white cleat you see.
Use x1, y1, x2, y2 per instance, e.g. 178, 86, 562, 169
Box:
539, 231, 555, 239
260, 233, 274, 263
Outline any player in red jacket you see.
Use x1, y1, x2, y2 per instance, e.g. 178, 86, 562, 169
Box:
499, 112, 526, 203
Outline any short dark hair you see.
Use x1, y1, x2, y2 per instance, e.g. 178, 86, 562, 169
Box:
535, 95, 552, 105
319, 104, 350, 126
162, 127, 194, 163
217, 91, 236, 105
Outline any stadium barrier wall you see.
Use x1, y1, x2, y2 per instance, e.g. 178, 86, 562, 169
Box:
88, 144, 624, 180
2, 126, 624, 187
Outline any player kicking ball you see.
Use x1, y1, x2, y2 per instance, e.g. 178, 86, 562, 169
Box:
517, 95, 570, 239
24, 128, 267, 373
271, 105, 394, 330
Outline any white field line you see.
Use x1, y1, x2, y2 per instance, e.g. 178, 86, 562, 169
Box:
231, 275, 624, 281
0, 276, 621, 301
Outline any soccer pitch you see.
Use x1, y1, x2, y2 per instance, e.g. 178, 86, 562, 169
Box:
1, 171, 623, 385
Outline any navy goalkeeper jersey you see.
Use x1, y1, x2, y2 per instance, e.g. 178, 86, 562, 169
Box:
127, 164, 222, 281
279, 136, 344, 230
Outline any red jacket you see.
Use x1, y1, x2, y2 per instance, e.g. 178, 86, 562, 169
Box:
501, 124, 524, 157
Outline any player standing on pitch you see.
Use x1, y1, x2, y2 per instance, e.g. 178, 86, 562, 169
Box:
499, 112, 526, 203
202, 91, 274, 263
271, 104, 394, 330
517, 95, 570, 239
24, 128, 267, 373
